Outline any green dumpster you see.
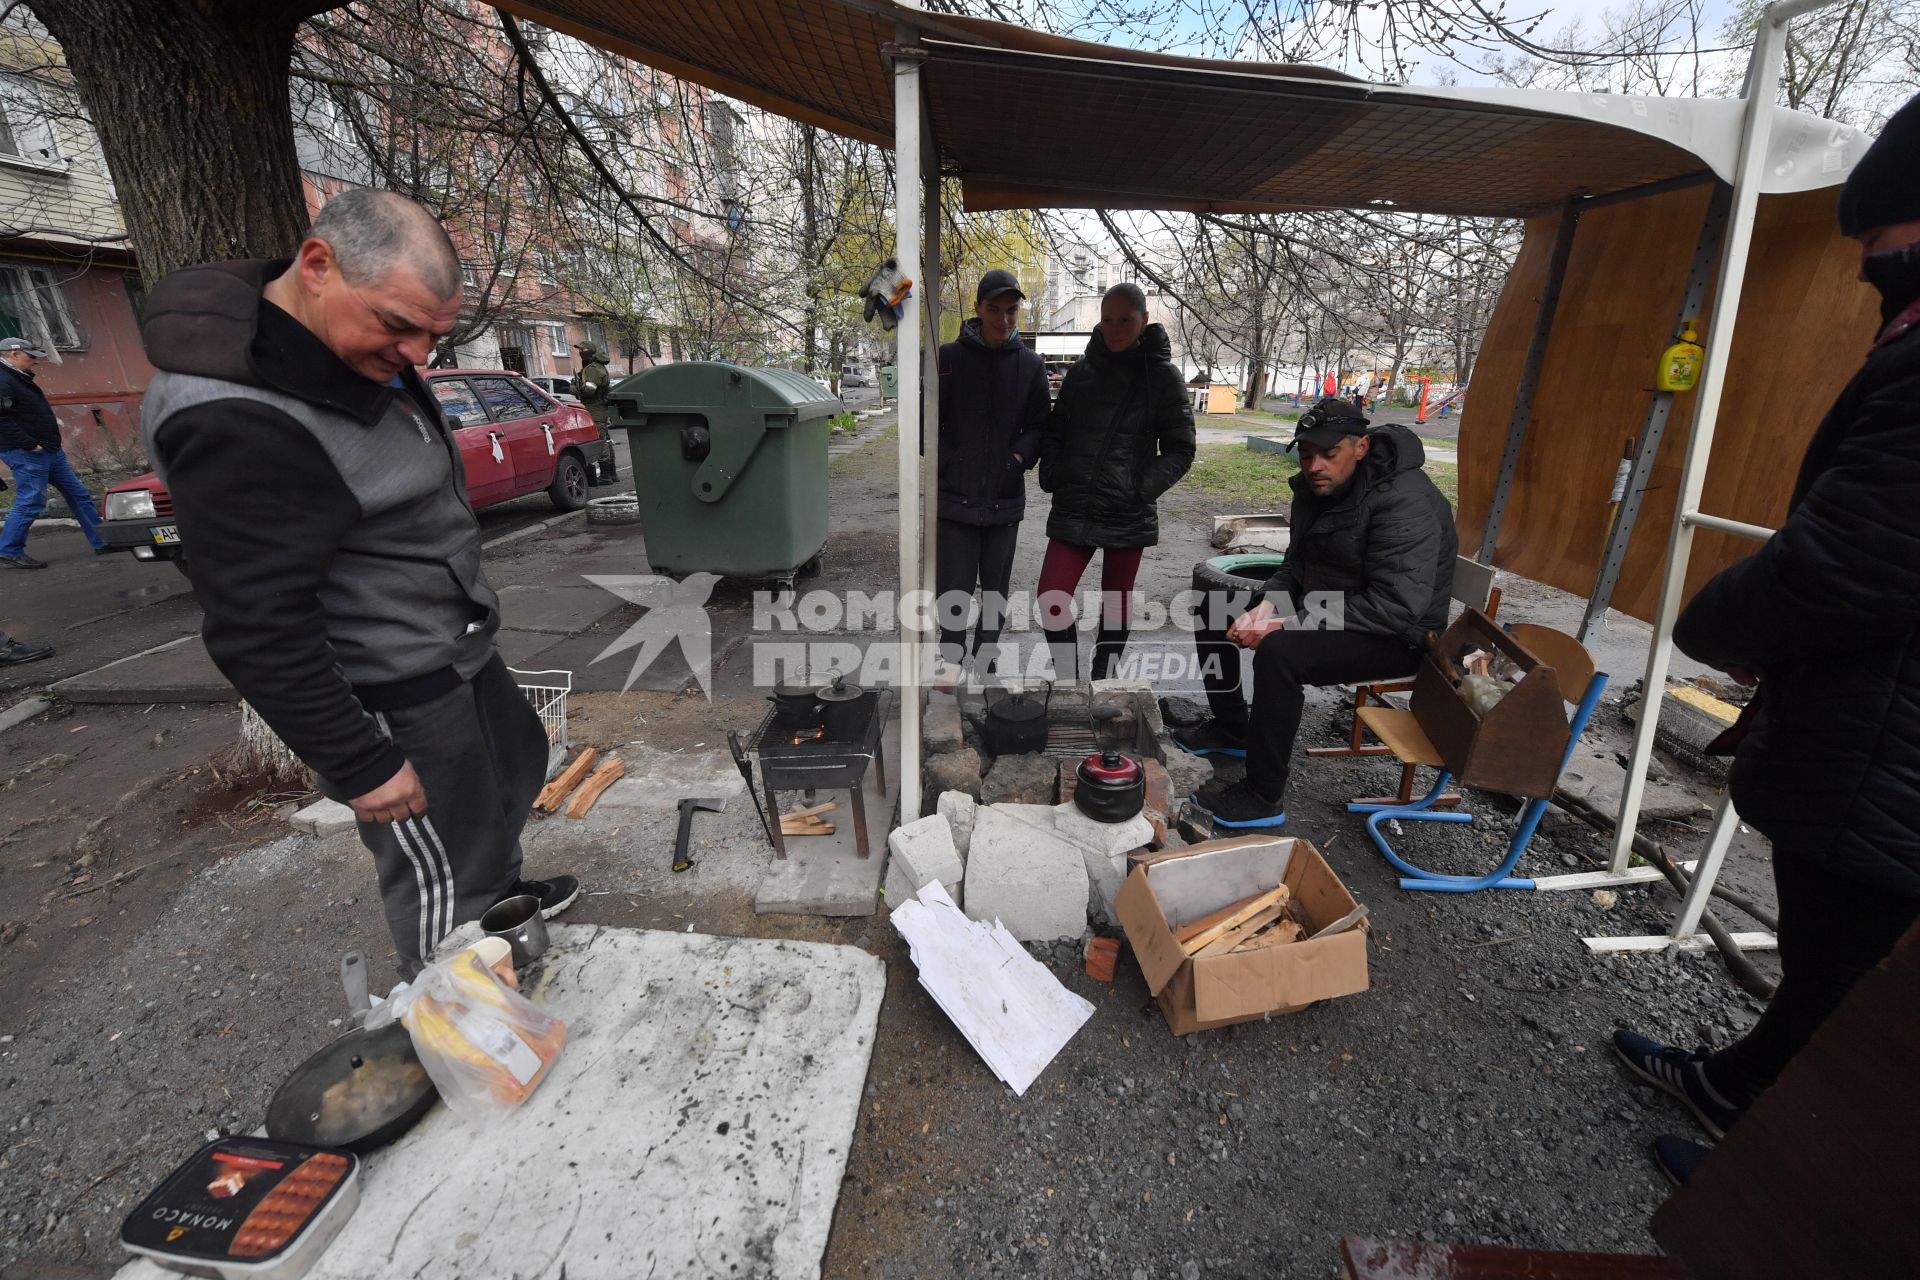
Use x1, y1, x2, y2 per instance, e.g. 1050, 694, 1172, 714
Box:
607, 362, 839, 580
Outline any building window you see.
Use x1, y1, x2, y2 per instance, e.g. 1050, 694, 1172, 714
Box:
0, 264, 81, 350
0, 74, 60, 166
546, 323, 567, 357
460, 259, 477, 287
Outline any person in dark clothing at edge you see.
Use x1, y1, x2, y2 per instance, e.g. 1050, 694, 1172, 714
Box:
1173, 396, 1456, 827
1036, 282, 1195, 681
1612, 92, 1920, 1188
139, 189, 579, 977
0, 335, 109, 568
933, 268, 1047, 680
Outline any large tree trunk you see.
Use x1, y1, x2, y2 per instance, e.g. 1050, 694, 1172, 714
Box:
32, 0, 329, 285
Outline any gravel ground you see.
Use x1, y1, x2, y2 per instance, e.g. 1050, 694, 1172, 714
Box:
0, 422, 1775, 1277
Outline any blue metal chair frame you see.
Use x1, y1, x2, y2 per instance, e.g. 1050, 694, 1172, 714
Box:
1346, 671, 1609, 893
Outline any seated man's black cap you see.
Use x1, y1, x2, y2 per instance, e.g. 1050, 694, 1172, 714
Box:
1290, 395, 1370, 450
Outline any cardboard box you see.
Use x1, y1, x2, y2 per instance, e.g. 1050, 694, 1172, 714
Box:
1411, 609, 1569, 799
1115, 835, 1368, 1035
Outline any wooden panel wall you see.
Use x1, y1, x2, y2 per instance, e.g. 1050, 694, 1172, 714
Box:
1456, 184, 1880, 623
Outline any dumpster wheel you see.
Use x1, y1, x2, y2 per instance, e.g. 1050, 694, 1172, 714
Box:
798, 551, 825, 579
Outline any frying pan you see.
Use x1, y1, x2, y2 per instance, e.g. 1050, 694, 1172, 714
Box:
264, 951, 437, 1153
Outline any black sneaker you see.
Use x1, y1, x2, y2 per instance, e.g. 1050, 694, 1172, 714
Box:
512, 875, 581, 920
1652, 1134, 1712, 1188
0, 553, 46, 569
1612, 1028, 1744, 1139
0, 638, 52, 665
1170, 719, 1248, 759
1191, 779, 1287, 829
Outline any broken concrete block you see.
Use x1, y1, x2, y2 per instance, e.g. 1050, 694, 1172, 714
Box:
291, 797, 357, 836
1049, 802, 1154, 925
1558, 751, 1710, 823
937, 790, 977, 860
981, 752, 1059, 805
1157, 694, 1209, 729
1161, 748, 1214, 803
964, 805, 1089, 942
924, 747, 984, 807
924, 692, 966, 755
887, 814, 964, 903
1626, 688, 1736, 781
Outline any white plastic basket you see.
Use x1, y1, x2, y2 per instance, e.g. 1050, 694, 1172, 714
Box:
510, 668, 573, 778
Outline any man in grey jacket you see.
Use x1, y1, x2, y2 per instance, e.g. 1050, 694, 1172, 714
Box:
140, 190, 578, 975
1174, 398, 1455, 827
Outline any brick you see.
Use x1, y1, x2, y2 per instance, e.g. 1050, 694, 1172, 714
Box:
923, 692, 966, 755
291, 797, 357, 836
1050, 802, 1153, 926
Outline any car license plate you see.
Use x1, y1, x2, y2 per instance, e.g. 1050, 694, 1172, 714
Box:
150, 524, 180, 546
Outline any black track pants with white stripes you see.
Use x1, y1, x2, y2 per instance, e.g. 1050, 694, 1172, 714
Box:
346, 654, 549, 976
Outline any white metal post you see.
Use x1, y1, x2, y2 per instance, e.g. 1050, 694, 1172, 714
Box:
1670, 793, 1743, 941
893, 27, 925, 822
920, 97, 941, 637
1606, 0, 1836, 872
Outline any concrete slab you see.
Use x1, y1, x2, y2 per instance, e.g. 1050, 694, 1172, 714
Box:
290, 797, 357, 836
1050, 803, 1154, 925
496, 582, 625, 635
937, 790, 977, 858
755, 719, 899, 917
494, 627, 566, 668
885, 814, 963, 905
588, 742, 748, 814
115, 923, 886, 1280
964, 804, 1089, 942
51, 634, 234, 704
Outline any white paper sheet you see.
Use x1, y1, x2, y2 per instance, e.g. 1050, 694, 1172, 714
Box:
890, 881, 1095, 1096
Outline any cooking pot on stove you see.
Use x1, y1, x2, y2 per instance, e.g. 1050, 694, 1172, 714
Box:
816, 675, 867, 739
769, 676, 824, 726
984, 683, 1052, 757
1074, 749, 1146, 823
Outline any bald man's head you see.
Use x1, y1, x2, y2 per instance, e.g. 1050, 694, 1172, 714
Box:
307, 188, 461, 301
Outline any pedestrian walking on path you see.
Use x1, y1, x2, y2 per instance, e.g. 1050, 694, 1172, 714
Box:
0, 336, 107, 569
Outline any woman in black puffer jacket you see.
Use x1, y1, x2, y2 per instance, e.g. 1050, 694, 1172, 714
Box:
1036, 284, 1195, 680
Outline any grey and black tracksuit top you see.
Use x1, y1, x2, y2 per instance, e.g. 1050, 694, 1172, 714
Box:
140, 258, 499, 798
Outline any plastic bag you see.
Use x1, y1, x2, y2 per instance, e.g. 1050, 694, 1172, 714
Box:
367, 952, 567, 1126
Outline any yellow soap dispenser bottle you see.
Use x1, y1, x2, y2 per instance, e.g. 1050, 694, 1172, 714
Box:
1657, 322, 1704, 392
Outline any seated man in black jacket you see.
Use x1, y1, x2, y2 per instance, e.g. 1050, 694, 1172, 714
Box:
1173, 398, 1456, 827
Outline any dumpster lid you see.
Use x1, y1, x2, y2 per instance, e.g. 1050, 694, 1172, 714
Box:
609, 361, 840, 415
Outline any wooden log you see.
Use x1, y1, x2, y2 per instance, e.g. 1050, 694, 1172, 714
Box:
1180, 885, 1290, 955
782, 800, 838, 820
564, 758, 625, 818
780, 819, 836, 836
1195, 901, 1293, 958
1174, 894, 1262, 945
1232, 919, 1306, 952
534, 747, 598, 815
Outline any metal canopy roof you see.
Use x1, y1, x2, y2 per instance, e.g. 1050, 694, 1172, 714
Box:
501, 0, 1862, 216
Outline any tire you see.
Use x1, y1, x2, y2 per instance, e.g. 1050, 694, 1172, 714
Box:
547, 452, 589, 511
1193, 552, 1284, 593
798, 551, 825, 578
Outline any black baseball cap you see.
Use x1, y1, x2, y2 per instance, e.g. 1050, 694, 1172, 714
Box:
976, 269, 1025, 303
1289, 396, 1370, 450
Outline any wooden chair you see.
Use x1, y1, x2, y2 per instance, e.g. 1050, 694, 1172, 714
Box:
1345, 624, 1606, 893
1311, 555, 1500, 807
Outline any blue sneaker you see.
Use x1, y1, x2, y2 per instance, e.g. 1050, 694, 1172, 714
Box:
1170, 720, 1248, 759
1192, 779, 1286, 829
1612, 1028, 1744, 1139
1652, 1134, 1712, 1188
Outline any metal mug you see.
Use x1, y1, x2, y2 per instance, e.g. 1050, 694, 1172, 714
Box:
479, 894, 550, 968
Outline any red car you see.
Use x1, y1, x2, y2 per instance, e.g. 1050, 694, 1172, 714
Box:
102, 368, 613, 569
